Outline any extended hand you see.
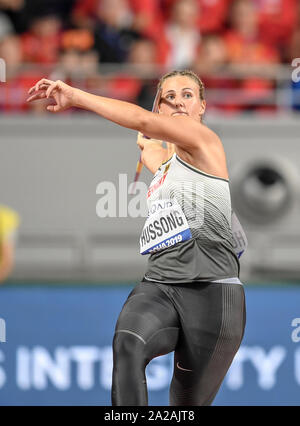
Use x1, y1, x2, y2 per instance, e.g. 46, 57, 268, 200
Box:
27, 79, 76, 113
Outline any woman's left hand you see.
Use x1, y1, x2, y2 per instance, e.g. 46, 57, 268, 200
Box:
27, 79, 77, 112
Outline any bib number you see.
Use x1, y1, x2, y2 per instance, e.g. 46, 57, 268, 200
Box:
140, 199, 192, 255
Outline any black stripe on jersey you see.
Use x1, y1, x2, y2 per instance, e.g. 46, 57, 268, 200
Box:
176, 155, 229, 182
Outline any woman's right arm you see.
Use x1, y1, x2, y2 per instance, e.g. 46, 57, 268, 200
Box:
137, 134, 176, 174
137, 132, 167, 174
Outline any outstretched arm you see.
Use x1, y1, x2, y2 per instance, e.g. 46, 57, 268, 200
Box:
27, 79, 219, 153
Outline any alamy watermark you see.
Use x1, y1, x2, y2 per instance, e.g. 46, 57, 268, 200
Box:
0, 318, 6, 343
291, 58, 300, 83
0, 58, 6, 83
96, 173, 204, 223
291, 318, 300, 343
96, 174, 148, 218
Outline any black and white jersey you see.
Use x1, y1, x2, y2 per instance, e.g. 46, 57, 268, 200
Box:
140, 154, 241, 284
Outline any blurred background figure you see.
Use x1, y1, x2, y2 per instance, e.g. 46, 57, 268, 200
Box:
0, 33, 44, 113
92, 0, 139, 64
20, 13, 62, 65
255, 0, 297, 61
100, 37, 159, 107
0, 205, 20, 283
193, 34, 236, 113
50, 28, 101, 96
162, 0, 201, 69
223, 0, 280, 112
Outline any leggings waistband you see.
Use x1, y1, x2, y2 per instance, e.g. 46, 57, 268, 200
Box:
211, 277, 242, 285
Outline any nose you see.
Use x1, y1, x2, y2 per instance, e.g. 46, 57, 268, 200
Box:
174, 96, 184, 108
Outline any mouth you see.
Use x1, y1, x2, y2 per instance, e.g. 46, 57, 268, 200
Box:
172, 111, 188, 116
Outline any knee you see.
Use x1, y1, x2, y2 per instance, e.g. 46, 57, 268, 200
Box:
113, 331, 146, 366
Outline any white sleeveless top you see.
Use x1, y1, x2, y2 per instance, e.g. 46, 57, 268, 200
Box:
140, 154, 241, 284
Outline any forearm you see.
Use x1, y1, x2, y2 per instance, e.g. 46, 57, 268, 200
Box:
141, 145, 168, 174
74, 88, 149, 132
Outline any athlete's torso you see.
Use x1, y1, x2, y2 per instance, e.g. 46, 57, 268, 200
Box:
140, 153, 240, 284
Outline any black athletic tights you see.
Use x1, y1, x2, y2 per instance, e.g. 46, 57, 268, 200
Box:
111, 280, 246, 406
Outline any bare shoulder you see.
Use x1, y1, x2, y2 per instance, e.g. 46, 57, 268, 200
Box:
176, 127, 229, 180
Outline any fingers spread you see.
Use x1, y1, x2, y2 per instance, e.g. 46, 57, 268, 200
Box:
46, 82, 56, 99
36, 78, 53, 92
26, 92, 47, 103
28, 78, 53, 94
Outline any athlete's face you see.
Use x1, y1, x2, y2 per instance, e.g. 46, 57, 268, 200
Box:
159, 76, 206, 121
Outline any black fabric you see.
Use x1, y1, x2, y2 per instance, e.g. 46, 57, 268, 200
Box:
111, 280, 246, 406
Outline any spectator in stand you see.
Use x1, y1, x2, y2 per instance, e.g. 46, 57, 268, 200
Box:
72, 0, 108, 29
0, 34, 44, 113
129, 0, 164, 42
0, 0, 24, 34
0, 0, 75, 34
50, 29, 101, 95
224, 0, 280, 112
194, 34, 228, 77
198, 0, 233, 34
162, 0, 201, 69
255, 0, 297, 60
161, 0, 232, 34
72, 0, 164, 42
21, 13, 62, 64
193, 34, 238, 113
92, 0, 140, 63
0, 10, 14, 40
103, 38, 160, 107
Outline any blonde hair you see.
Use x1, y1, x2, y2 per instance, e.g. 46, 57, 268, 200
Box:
157, 69, 205, 101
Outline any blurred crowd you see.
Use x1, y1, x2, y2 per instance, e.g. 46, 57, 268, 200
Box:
0, 0, 300, 114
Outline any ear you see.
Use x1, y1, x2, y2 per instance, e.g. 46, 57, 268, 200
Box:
200, 99, 206, 115
199, 100, 206, 122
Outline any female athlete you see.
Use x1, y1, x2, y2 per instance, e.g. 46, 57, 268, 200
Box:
27, 69, 246, 406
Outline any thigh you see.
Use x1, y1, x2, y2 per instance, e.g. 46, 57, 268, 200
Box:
114, 282, 180, 360
170, 282, 246, 405
172, 283, 245, 365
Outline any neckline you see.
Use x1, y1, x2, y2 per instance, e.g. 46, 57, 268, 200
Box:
175, 154, 229, 182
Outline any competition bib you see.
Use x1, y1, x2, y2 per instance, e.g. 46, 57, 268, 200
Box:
140, 199, 192, 255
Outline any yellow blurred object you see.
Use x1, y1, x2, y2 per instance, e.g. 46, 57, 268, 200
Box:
0, 205, 20, 241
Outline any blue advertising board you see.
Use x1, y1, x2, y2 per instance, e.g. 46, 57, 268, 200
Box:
0, 284, 299, 406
